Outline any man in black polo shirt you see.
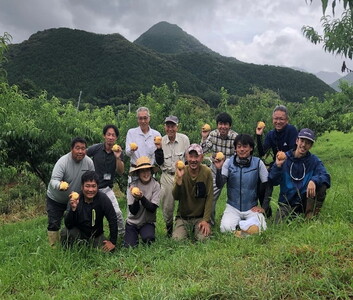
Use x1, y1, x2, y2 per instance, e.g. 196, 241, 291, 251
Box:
87, 124, 125, 236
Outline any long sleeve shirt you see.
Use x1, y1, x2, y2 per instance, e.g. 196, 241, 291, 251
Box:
269, 150, 331, 206
155, 132, 190, 173
64, 191, 118, 245
47, 153, 95, 204
173, 165, 213, 222
125, 126, 161, 165
127, 178, 160, 226
257, 124, 297, 162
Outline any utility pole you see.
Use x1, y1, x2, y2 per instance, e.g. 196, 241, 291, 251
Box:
76, 90, 82, 111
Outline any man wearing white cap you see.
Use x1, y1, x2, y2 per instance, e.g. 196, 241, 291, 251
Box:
269, 128, 331, 222
172, 144, 213, 241
155, 116, 190, 236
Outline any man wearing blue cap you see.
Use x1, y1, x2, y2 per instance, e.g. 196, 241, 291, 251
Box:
269, 128, 331, 222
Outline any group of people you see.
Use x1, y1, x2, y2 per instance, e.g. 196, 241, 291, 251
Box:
46, 105, 331, 252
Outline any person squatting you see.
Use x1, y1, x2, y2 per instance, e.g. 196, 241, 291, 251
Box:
47, 106, 331, 251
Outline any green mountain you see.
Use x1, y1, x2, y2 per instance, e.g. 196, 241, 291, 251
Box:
4, 23, 334, 107
134, 21, 215, 55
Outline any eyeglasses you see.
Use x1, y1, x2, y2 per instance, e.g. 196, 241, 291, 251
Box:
138, 116, 149, 120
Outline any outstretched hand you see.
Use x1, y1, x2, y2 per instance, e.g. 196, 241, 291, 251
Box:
102, 240, 115, 252
198, 221, 211, 237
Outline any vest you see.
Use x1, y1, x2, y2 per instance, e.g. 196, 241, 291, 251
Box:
227, 156, 260, 211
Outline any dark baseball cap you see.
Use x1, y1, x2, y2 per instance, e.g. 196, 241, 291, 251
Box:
298, 128, 315, 143
164, 116, 179, 124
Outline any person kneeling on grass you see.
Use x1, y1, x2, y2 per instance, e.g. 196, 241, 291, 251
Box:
172, 144, 213, 241
269, 128, 331, 223
124, 156, 160, 247
60, 171, 118, 252
214, 134, 269, 237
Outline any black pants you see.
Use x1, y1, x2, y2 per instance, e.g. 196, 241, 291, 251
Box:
123, 223, 155, 247
60, 227, 106, 248
275, 184, 328, 223
46, 196, 67, 231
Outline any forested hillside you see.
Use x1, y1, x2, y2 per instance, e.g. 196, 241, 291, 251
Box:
4, 22, 334, 107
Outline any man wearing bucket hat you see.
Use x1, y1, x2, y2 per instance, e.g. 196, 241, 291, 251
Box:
124, 156, 160, 247
172, 144, 213, 241
155, 115, 190, 237
269, 128, 331, 222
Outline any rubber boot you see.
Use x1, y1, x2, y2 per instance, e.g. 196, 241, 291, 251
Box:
305, 197, 315, 219
48, 230, 60, 248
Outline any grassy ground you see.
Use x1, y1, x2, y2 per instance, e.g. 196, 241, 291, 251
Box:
1, 131, 352, 299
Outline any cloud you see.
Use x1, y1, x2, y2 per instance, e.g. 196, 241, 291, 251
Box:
0, 0, 346, 73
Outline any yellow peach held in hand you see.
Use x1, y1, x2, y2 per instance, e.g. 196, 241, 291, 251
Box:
59, 181, 69, 191
131, 187, 141, 197
112, 144, 121, 152
154, 136, 162, 145
215, 152, 225, 161
70, 191, 80, 200
276, 151, 286, 161
176, 160, 185, 170
130, 143, 138, 151
202, 124, 211, 132
257, 121, 266, 129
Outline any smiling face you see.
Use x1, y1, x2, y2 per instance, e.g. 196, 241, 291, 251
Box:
164, 122, 178, 141
272, 110, 288, 131
295, 138, 313, 158
187, 151, 203, 171
235, 142, 253, 159
104, 127, 117, 147
138, 168, 152, 184
71, 142, 86, 162
82, 180, 98, 202
137, 110, 150, 132
217, 122, 231, 138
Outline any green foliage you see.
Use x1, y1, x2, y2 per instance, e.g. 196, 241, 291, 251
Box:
303, 0, 353, 65
4, 26, 333, 108
134, 21, 214, 54
1, 132, 353, 299
0, 82, 118, 185
0, 32, 12, 81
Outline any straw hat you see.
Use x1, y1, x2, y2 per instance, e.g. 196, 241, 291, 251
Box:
129, 156, 159, 175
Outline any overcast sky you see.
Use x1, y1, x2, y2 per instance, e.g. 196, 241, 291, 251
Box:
0, 0, 347, 75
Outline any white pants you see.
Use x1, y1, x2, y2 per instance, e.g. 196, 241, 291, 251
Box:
220, 204, 267, 233
100, 186, 125, 235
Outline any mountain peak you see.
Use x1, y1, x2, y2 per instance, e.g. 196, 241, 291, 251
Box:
134, 21, 214, 54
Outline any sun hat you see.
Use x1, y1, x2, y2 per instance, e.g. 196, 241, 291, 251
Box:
298, 128, 316, 143
129, 156, 159, 175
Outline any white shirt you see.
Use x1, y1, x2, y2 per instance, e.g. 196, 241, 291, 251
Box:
125, 126, 161, 165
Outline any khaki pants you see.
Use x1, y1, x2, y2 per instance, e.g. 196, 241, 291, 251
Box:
160, 172, 175, 226
172, 217, 209, 242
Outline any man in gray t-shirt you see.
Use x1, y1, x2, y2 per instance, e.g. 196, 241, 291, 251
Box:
46, 137, 94, 247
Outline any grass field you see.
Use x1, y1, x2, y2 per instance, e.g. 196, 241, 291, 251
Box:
1, 131, 352, 299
